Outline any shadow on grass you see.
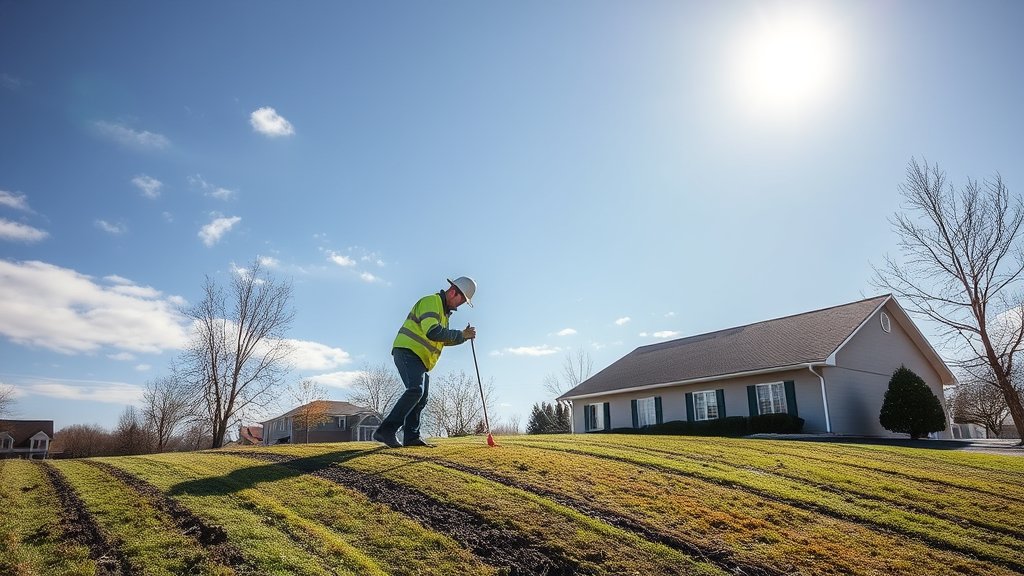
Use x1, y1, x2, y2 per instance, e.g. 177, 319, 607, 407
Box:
166, 448, 377, 497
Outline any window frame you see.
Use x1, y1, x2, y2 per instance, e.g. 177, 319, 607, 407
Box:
585, 403, 604, 431
756, 382, 788, 415
693, 390, 720, 421
336, 416, 347, 430
636, 396, 657, 427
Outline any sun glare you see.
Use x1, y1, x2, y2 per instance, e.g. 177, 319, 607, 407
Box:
733, 9, 843, 122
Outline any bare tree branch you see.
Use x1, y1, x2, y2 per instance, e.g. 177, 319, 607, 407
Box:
873, 158, 1024, 442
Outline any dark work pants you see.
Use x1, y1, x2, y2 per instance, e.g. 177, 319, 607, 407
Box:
381, 347, 430, 442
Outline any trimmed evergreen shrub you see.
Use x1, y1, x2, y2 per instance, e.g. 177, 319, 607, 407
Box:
879, 365, 947, 439
748, 413, 804, 434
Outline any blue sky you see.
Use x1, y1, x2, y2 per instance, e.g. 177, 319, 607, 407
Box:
2, 1, 1023, 433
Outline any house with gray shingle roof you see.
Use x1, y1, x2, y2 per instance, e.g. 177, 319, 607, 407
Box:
557, 295, 956, 438
261, 401, 382, 445
0, 420, 53, 459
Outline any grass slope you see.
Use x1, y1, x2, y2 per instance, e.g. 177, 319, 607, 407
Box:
1, 435, 1022, 575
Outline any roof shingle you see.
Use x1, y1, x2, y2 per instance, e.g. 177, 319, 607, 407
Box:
559, 295, 890, 399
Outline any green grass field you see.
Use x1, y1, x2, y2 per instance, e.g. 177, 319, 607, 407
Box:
2, 435, 1022, 575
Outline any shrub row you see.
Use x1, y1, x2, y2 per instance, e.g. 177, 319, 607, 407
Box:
601, 414, 804, 437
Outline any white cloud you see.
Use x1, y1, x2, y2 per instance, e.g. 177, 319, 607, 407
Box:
132, 175, 163, 199
665, 312, 676, 318
209, 187, 235, 200
134, 364, 151, 372
93, 120, 170, 150
107, 352, 136, 361
359, 272, 380, 283
307, 370, 363, 389
188, 175, 236, 200
162, 211, 174, 222
615, 317, 631, 326
556, 328, 577, 336
0, 218, 48, 242
95, 219, 127, 235
258, 256, 280, 268
250, 106, 295, 137
24, 380, 144, 404
199, 215, 241, 246
502, 345, 560, 357
285, 339, 352, 371
653, 331, 681, 339
1, 74, 28, 90
328, 251, 356, 267
0, 190, 30, 211
0, 260, 189, 354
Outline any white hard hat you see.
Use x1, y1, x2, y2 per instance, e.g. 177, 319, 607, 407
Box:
447, 276, 476, 307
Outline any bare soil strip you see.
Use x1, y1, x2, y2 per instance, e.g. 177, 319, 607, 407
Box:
82, 460, 254, 575
219, 451, 581, 576
528, 441, 1024, 574
39, 462, 139, 576
391, 452, 785, 576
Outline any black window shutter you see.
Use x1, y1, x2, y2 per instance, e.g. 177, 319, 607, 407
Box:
631, 399, 639, 428
585, 405, 592, 431
784, 380, 798, 416
655, 397, 663, 425
603, 402, 611, 431
685, 392, 694, 421
747, 385, 759, 416
716, 389, 726, 419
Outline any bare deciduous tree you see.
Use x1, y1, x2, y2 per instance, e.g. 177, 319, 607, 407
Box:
347, 362, 403, 415
288, 379, 332, 443
874, 158, 1024, 442
423, 370, 496, 438
543, 347, 593, 400
0, 383, 15, 418
949, 377, 1010, 437
181, 259, 295, 448
51, 424, 112, 458
112, 406, 152, 455
142, 369, 191, 452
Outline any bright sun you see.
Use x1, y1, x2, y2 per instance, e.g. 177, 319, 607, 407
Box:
733, 10, 843, 121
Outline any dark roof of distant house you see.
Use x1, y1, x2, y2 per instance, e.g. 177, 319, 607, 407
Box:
559, 295, 908, 400
266, 401, 379, 422
239, 425, 263, 443
0, 420, 54, 448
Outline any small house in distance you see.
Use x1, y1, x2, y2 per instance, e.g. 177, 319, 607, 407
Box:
261, 401, 382, 445
558, 295, 955, 438
0, 420, 54, 459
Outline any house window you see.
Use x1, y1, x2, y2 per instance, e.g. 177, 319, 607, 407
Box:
336, 416, 347, 430
1, 437, 11, 450
585, 403, 604, 431
276, 419, 286, 431
880, 312, 892, 333
693, 390, 719, 421
756, 382, 787, 415
31, 438, 46, 451
636, 397, 657, 427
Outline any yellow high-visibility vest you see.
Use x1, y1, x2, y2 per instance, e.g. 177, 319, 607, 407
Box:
393, 293, 448, 371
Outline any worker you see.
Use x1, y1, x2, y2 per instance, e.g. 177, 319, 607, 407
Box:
373, 276, 477, 447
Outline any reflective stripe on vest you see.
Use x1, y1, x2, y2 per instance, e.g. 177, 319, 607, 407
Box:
393, 293, 448, 371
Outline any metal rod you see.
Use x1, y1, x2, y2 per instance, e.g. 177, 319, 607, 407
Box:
471, 339, 491, 434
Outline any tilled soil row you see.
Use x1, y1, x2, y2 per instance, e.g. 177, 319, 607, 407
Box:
218, 451, 582, 576
81, 460, 255, 575
38, 462, 139, 576
525, 440, 1024, 574
392, 453, 787, 576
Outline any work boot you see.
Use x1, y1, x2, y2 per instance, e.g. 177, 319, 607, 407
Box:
403, 438, 436, 448
372, 429, 403, 448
